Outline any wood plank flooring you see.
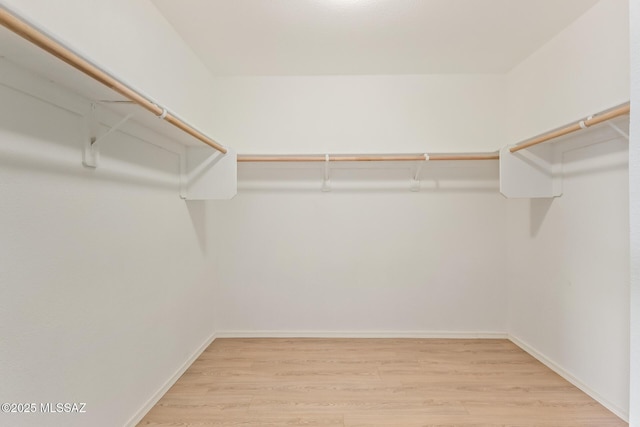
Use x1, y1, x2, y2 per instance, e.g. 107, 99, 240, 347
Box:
138, 338, 627, 426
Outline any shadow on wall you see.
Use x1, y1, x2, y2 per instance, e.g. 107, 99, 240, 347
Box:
526, 134, 628, 238
186, 201, 207, 254
530, 198, 554, 237
0, 136, 180, 192
237, 161, 501, 194
0, 84, 181, 192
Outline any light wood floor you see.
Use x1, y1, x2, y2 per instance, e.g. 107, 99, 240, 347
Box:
138, 338, 627, 427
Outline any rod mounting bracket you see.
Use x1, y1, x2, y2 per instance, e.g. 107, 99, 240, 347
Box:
322, 154, 331, 192
606, 121, 629, 140
82, 104, 135, 168
410, 154, 428, 192
82, 103, 99, 168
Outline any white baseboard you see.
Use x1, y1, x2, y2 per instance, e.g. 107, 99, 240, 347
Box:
215, 330, 508, 339
125, 332, 217, 427
509, 334, 629, 423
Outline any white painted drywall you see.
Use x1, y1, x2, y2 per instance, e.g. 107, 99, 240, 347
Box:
506, 136, 630, 420
0, 0, 218, 139
629, 0, 639, 424
209, 163, 507, 336
504, 0, 631, 420
209, 75, 506, 154
0, 0, 632, 424
0, 73, 216, 425
506, 0, 629, 144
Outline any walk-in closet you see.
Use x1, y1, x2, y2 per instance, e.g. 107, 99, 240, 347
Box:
0, 1, 638, 426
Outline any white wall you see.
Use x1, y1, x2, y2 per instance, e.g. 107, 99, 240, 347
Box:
209, 162, 507, 336
209, 0, 630, 157
505, 135, 630, 419
207, 2, 631, 418
0, 0, 632, 424
0, 0, 218, 139
503, 0, 631, 420
506, 0, 629, 144
629, 0, 639, 424
209, 75, 506, 154
0, 69, 215, 425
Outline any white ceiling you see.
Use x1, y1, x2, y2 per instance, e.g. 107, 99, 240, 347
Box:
151, 0, 599, 75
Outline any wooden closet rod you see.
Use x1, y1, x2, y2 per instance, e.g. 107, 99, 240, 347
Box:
237, 153, 499, 162
0, 6, 227, 154
510, 103, 630, 153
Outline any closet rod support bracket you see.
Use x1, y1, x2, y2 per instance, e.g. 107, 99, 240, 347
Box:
83, 106, 136, 168
92, 112, 136, 146
322, 154, 331, 192
606, 122, 629, 140
410, 154, 429, 192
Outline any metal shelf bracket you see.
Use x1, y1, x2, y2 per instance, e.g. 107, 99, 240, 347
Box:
83, 103, 135, 168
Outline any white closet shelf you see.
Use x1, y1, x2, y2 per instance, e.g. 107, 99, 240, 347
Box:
0, 6, 225, 153
500, 108, 630, 199
0, 5, 237, 201
0, 5, 630, 199
237, 104, 630, 196
510, 104, 630, 153
237, 103, 630, 165
237, 153, 500, 162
